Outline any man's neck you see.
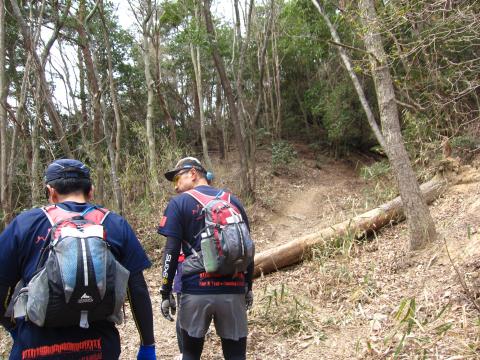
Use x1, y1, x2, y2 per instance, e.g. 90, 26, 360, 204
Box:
53, 194, 88, 204
194, 179, 210, 188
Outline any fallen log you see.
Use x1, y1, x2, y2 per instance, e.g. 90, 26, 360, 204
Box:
254, 178, 447, 278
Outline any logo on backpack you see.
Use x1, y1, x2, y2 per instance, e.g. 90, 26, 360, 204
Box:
183, 190, 255, 276
13, 205, 130, 329
78, 293, 94, 304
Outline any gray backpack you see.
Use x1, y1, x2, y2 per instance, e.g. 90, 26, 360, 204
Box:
13, 205, 129, 329
182, 190, 255, 276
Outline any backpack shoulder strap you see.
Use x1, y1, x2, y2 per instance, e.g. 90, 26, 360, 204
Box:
218, 191, 231, 202
82, 206, 110, 224
42, 205, 78, 226
186, 189, 231, 207
185, 189, 216, 207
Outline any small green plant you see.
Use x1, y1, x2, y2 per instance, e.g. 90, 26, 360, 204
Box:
253, 284, 324, 339
450, 135, 479, 151
384, 298, 454, 358
359, 161, 391, 180
315, 231, 357, 260
359, 162, 397, 208
271, 141, 297, 171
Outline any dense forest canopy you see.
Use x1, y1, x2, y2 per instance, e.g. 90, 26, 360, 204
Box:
0, 0, 478, 228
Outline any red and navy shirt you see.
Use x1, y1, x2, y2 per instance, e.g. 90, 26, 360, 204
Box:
158, 185, 251, 295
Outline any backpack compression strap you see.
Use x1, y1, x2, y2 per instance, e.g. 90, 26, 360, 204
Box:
185, 189, 230, 207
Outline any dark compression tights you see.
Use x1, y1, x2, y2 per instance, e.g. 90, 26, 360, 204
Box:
181, 329, 247, 360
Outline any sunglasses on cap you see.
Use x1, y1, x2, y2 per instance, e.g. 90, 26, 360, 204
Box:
173, 168, 191, 184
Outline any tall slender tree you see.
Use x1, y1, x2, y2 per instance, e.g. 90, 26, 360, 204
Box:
76, 0, 105, 203
358, 0, 436, 249
0, 0, 7, 222
136, 0, 159, 195
152, 6, 177, 146
99, 0, 124, 213
311, 0, 437, 249
203, 0, 251, 198
190, 0, 212, 170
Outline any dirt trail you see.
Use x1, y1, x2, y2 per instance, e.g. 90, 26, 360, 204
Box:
253, 158, 369, 253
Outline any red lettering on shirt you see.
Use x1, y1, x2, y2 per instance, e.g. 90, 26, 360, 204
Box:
159, 216, 167, 227
22, 338, 102, 359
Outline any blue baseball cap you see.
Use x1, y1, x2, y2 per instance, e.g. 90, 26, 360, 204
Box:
44, 159, 91, 183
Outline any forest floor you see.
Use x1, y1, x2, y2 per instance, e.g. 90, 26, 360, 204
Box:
1, 145, 479, 359
127, 146, 480, 360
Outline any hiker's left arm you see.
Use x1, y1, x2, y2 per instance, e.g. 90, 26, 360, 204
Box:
238, 201, 254, 300
128, 271, 155, 348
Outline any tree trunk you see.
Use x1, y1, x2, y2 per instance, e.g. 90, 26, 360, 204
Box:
265, 50, 276, 137
76, 0, 104, 204
358, 0, 437, 250
151, 11, 176, 147
202, 0, 252, 198
190, 1, 212, 169
233, 0, 253, 151
58, 39, 83, 146
78, 47, 89, 145
215, 78, 225, 160
99, 0, 123, 213
254, 178, 446, 277
142, 0, 159, 195
250, 0, 274, 192
99, 81, 124, 215
31, 78, 42, 205
190, 42, 212, 169
272, 30, 282, 140
0, 0, 7, 219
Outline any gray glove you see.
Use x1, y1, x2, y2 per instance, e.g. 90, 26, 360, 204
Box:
161, 293, 176, 321
245, 290, 253, 310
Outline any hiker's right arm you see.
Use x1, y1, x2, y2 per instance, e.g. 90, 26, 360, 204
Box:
0, 283, 16, 333
160, 236, 181, 296
0, 218, 21, 336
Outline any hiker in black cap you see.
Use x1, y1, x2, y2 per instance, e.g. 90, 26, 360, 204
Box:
158, 157, 254, 360
0, 159, 156, 360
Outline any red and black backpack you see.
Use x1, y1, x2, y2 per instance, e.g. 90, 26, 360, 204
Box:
182, 190, 255, 276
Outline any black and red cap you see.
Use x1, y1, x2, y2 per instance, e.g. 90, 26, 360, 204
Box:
164, 157, 207, 182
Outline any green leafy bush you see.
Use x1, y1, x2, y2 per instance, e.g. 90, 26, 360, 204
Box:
271, 141, 297, 170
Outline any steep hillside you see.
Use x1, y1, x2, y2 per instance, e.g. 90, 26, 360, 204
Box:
1, 150, 479, 360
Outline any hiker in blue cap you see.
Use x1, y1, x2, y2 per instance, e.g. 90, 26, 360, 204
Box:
158, 157, 254, 360
0, 159, 156, 360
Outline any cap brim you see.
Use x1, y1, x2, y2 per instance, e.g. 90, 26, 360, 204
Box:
164, 169, 181, 181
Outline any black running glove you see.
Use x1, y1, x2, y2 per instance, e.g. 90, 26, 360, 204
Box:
160, 292, 176, 321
